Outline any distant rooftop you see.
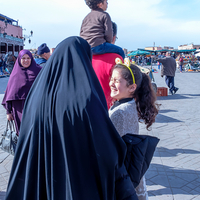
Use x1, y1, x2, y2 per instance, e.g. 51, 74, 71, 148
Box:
0, 13, 18, 25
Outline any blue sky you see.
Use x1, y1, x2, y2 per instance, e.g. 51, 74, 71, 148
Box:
1, 0, 200, 51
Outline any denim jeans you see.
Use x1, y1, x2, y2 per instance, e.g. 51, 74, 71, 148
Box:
165, 76, 175, 92
0, 66, 3, 75
179, 65, 182, 72
91, 42, 125, 59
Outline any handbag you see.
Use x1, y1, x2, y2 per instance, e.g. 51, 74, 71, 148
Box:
0, 120, 18, 155
122, 134, 160, 188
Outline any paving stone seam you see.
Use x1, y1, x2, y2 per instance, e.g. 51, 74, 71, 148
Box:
0, 155, 9, 165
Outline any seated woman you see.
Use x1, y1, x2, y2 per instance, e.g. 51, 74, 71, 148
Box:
5, 37, 138, 200
2, 50, 42, 135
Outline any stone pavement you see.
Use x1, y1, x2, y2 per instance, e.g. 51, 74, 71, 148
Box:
0, 71, 200, 200
0, 77, 15, 200
141, 70, 200, 200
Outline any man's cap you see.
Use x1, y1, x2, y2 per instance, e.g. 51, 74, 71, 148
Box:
37, 43, 50, 55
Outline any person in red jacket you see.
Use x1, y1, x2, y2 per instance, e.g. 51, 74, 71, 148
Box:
92, 22, 123, 109
179, 55, 184, 73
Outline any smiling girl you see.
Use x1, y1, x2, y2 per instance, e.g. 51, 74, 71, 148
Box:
109, 58, 159, 200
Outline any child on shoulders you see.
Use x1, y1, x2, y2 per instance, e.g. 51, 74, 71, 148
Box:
80, 0, 125, 59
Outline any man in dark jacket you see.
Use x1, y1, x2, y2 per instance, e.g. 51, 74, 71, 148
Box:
156, 52, 179, 95
0, 57, 3, 75
35, 43, 51, 67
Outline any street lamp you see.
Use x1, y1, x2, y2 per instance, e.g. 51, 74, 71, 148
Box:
23, 30, 33, 44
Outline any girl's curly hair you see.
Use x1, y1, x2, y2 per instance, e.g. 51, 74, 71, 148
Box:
85, 0, 104, 10
113, 64, 160, 130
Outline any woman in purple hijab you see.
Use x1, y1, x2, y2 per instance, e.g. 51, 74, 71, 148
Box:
2, 50, 42, 135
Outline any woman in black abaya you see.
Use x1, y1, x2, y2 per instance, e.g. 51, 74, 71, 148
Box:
5, 36, 137, 200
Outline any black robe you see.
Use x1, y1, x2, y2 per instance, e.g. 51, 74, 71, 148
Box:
5, 37, 137, 200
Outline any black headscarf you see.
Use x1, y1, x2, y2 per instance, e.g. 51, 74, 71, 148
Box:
5, 37, 128, 200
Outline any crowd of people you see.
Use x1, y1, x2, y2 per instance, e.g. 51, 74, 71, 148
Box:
130, 56, 152, 66
3, 36, 160, 200
0, 53, 16, 76
1, 0, 162, 199
0, 44, 51, 77
128, 51, 200, 72
127, 51, 200, 95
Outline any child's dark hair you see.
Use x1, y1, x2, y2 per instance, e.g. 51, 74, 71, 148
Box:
113, 64, 159, 130
85, 0, 104, 10
112, 22, 117, 37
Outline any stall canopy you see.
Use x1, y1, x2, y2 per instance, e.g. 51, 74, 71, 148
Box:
175, 49, 196, 53
155, 49, 173, 52
137, 48, 155, 53
137, 48, 173, 54
128, 50, 151, 57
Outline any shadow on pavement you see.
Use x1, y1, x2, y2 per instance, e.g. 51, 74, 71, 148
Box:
0, 191, 6, 200
157, 94, 193, 101
146, 163, 200, 196
155, 113, 183, 123
158, 109, 178, 114
183, 94, 200, 97
154, 147, 200, 157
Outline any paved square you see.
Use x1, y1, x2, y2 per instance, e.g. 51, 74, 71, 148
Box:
0, 70, 200, 199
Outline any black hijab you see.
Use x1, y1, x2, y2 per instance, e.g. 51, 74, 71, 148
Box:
5, 37, 127, 200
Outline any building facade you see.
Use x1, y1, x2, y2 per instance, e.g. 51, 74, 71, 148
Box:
145, 46, 162, 51
163, 46, 174, 50
0, 14, 23, 57
178, 44, 200, 50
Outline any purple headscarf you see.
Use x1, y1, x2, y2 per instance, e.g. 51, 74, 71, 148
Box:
2, 50, 42, 104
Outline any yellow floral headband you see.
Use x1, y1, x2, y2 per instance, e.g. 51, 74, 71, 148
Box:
115, 57, 135, 84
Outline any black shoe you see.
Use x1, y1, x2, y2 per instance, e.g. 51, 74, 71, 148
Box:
169, 90, 174, 95
173, 87, 179, 94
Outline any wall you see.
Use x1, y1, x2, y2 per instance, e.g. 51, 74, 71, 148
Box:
0, 21, 22, 38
